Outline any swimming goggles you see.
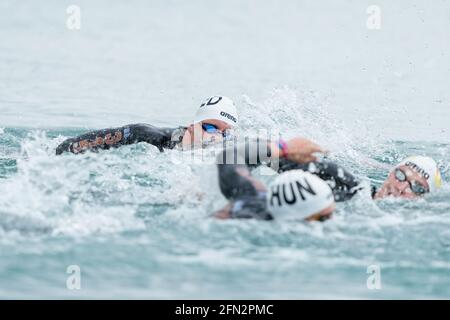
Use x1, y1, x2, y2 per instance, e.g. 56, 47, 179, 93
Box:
394, 168, 429, 195
202, 123, 231, 139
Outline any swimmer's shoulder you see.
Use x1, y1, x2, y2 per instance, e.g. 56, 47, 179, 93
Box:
124, 123, 187, 150
126, 123, 186, 136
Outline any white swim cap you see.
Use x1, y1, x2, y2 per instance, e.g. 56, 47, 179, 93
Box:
267, 170, 335, 221
194, 96, 238, 127
397, 156, 442, 193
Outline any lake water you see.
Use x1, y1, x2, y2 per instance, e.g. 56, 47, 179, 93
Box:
0, 0, 449, 298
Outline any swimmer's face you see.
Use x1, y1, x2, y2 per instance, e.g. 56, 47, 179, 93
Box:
183, 119, 232, 148
305, 203, 335, 222
374, 165, 430, 199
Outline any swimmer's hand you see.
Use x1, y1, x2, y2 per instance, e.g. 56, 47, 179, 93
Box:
213, 203, 233, 220
273, 138, 327, 163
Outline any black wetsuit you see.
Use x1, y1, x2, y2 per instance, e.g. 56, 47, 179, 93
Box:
56, 124, 186, 155
217, 140, 361, 220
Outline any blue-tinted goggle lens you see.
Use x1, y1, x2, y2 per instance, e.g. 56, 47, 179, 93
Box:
202, 123, 230, 138
202, 123, 220, 133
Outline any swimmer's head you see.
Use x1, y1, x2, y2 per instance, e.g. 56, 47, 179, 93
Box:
194, 96, 238, 128
374, 156, 442, 200
267, 170, 336, 222
183, 96, 238, 148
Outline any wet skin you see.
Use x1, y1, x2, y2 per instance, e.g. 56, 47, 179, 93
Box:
182, 119, 232, 148
305, 203, 335, 222
214, 202, 335, 221
374, 165, 430, 200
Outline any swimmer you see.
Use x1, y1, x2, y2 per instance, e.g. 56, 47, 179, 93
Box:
56, 96, 238, 155
372, 156, 443, 199
214, 138, 359, 221
215, 139, 442, 221
278, 154, 443, 201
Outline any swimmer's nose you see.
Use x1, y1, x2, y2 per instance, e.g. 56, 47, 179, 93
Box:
391, 181, 410, 195
398, 181, 411, 192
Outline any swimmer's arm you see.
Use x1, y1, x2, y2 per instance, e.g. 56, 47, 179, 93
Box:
218, 163, 267, 200
56, 124, 184, 155
217, 139, 273, 200
217, 138, 326, 200
55, 126, 128, 155
213, 203, 233, 219
213, 201, 273, 220
278, 159, 362, 201
129, 124, 184, 152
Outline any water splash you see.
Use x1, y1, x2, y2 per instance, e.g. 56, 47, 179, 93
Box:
0, 90, 449, 299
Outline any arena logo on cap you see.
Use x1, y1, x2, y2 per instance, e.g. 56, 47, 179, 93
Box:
269, 179, 316, 207
405, 161, 430, 179
220, 111, 237, 123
